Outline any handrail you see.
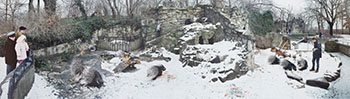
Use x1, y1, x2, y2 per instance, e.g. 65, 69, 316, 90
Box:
8, 50, 35, 99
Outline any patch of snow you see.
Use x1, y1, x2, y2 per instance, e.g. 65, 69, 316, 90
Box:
180, 23, 217, 42
0, 58, 6, 81
26, 74, 57, 99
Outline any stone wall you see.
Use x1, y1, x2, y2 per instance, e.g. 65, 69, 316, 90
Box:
33, 39, 93, 57
325, 41, 350, 56
95, 25, 144, 51
339, 44, 350, 56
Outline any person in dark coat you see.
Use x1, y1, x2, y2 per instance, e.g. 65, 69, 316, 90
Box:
5, 32, 17, 75
310, 35, 322, 73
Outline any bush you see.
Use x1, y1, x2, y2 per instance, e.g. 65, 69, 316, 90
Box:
0, 36, 7, 57
325, 41, 339, 52
27, 16, 107, 50
248, 10, 274, 36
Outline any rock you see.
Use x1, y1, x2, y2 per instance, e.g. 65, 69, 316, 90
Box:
185, 19, 194, 25
75, 54, 102, 70
218, 71, 239, 83
211, 78, 218, 82
324, 70, 341, 82
268, 55, 280, 65
297, 58, 308, 71
188, 60, 201, 67
210, 56, 221, 63
196, 17, 208, 23
82, 68, 104, 88
280, 59, 297, 71
234, 60, 248, 75
173, 48, 180, 54
306, 77, 330, 89
255, 37, 273, 49
147, 65, 166, 80
52, 65, 64, 73
71, 60, 104, 88
285, 71, 303, 82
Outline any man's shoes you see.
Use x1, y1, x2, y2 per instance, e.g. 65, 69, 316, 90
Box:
309, 69, 315, 71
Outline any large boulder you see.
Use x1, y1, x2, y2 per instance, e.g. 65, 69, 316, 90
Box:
306, 77, 330, 89
297, 58, 308, 71
280, 59, 297, 71
268, 55, 280, 65
147, 65, 166, 80
71, 59, 104, 88
81, 67, 104, 88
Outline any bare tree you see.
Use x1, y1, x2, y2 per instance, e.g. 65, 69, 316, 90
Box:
308, 0, 345, 36
210, 0, 224, 8
43, 0, 57, 17
125, 0, 144, 18
74, 0, 87, 19
113, 0, 122, 15
5, 0, 9, 21
29, 0, 35, 13
37, 0, 40, 13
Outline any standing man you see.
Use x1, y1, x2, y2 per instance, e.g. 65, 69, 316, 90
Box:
15, 26, 29, 64
5, 32, 17, 75
310, 35, 322, 73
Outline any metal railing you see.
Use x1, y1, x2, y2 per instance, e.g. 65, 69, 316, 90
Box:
8, 50, 35, 99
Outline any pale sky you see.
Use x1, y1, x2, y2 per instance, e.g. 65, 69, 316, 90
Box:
272, 0, 307, 14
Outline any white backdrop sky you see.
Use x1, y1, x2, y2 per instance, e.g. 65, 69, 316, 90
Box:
272, 0, 307, 14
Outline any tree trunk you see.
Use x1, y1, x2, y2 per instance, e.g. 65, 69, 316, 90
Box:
43, 0, 57, 17
107, 0, 116, 18
29, 0, 35, 13
37, 0, 40, 13
113, 0, 121, 15
75, 0, 87, 19
101, 0, 109, 16
5, 0, 8, 21
329, 22, 334, 36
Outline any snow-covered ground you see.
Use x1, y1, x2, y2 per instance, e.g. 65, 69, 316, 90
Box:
0, 58, 6, 81
324, 53, 350, 98
80, 41, 247, 99
236, 48, 340, 99
1, 39, 349, 99
338, 35, 350, 46
0, 57, 57, 99
26, 74, 57, 99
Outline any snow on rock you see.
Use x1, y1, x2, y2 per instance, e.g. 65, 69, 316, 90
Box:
181, 41, 248, 82
180, 23, 218, 42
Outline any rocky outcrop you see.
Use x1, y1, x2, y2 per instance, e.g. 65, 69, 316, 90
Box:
71, 59, 104, 88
